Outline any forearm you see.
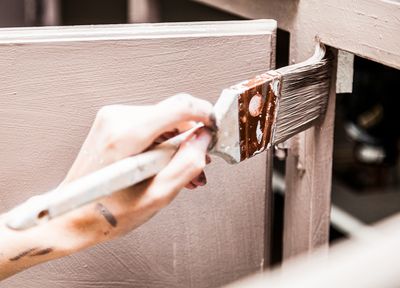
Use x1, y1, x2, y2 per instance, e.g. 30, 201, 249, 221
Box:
0, 96, 212, 280
0, 191, 145, 280
0, 214, 79, 280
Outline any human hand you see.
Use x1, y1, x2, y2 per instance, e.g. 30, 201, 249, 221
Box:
60, 93, 215, 249
0, 94, 215, 280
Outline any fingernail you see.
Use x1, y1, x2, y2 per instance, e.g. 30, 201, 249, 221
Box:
198, 172, 207, 185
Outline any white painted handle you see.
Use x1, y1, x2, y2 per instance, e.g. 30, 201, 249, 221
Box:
5, 127, 200, 230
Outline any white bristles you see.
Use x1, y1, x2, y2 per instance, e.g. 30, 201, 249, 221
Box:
273, 44, 332, 144
211, 43, 332, 163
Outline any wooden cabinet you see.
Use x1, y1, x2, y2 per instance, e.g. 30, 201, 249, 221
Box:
2, 0, 398, 286
0, 20, 275, 287
195, 0, 400, 260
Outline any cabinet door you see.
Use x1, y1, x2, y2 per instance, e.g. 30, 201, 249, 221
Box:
0, 20, 276, 288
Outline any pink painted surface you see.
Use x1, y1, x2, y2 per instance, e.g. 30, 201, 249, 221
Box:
0, 21, 275, 287
196, 0, 400, 69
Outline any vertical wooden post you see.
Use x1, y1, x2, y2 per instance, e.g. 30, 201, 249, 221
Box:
283, 36, 337, 259
24, 0, 61, 26
41, 0, 61, 26
263, 31, 276, 268
128, 0, 160, 23
192, 0, 399, 265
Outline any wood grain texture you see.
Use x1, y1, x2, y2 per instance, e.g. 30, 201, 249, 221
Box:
195, 0, 400, 69
0, 21, 276, 287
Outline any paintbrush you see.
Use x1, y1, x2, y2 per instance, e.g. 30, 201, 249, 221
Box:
5, 43, 332, 230
212, 42, 331, 163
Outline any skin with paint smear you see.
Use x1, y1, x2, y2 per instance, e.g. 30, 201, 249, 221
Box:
0, 94, 214, 280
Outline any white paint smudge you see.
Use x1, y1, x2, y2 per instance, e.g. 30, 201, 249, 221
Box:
256, 121, 262, 144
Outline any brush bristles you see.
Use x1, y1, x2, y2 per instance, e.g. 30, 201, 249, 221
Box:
273, 45, 332, 144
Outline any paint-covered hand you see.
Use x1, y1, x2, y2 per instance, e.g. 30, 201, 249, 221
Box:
61, 94, 214, 249
0, 94, 214, 280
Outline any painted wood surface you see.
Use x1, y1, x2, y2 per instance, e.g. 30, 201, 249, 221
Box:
195, 0, 400, 69
193, 0, 345, 259
283, 52, 337, 259
40, 0, 61, 26
225, 213, 400, 288
24, 0, 61, 26
0, 20, 276, 287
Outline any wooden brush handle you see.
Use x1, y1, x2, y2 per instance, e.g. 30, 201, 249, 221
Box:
5, 127, 200, 230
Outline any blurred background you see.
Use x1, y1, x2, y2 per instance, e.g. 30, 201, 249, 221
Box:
1, 0, 399, 267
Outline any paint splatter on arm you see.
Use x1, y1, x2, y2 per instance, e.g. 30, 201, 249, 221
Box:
9, 247, 53, 262
95, 203, 118, 228
9, 248, 37, 261
29, 248, 53, 257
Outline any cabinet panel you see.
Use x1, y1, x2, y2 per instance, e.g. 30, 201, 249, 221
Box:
0, 20, 276, 287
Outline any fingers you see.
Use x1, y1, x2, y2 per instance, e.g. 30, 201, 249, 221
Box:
95, 94, 214, 158
185, 154, 211, 189
153, 129, 179, 145
146, 128, 212, 207
152, 93, 215, 136
152, 121, 198, 145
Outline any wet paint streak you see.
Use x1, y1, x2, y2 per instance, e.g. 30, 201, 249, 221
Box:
9, 248, 37, 261
96, 203, 118, 227
29, 248, 53, 257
